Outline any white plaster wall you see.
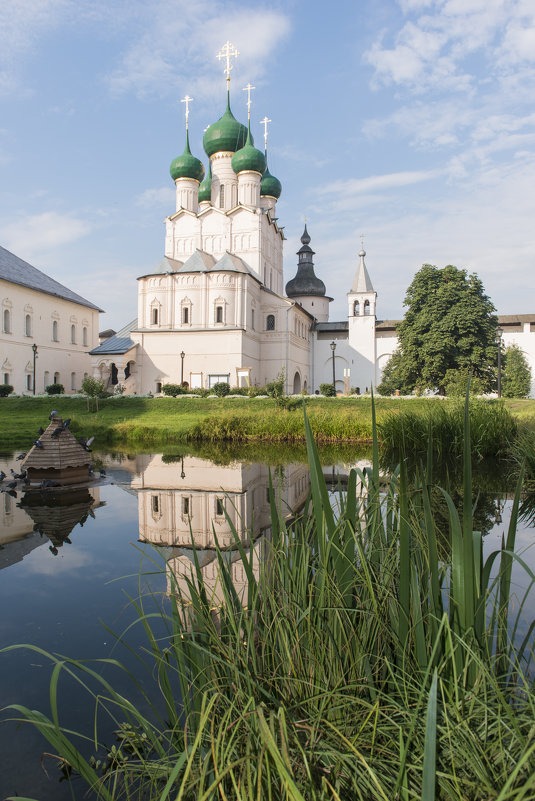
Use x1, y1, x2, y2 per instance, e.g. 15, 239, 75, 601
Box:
0, 279, 99, 394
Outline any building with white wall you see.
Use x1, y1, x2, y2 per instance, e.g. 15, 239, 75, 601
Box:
89, 62, 535, 397
0, 246, 102, 394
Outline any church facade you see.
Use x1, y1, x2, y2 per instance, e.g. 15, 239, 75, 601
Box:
90, 58, 535, 397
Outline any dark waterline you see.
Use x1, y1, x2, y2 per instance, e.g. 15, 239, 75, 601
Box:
0, 448, 534, 800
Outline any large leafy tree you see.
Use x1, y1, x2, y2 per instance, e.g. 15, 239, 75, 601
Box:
502, 344, 532, 398
378, 264, 498, 395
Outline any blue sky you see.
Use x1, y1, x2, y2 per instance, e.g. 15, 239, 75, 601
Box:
1, 0, 534, 328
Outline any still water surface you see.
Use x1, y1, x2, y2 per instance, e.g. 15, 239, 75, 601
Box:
0, 449, 534, 800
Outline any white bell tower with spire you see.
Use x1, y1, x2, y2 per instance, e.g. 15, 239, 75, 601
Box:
347, 238, 377, 391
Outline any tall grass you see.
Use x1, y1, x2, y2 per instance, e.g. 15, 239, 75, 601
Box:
3, 395, 535, 800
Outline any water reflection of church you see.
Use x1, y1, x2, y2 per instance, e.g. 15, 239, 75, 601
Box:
134, 454, 310, 603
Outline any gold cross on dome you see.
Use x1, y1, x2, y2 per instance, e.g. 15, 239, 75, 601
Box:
181, 94, 193, 128
217, 41, 239, 85
260, 116, 271, 149
242, 83, 256, 118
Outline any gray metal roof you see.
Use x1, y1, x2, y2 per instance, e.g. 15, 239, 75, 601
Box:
0, 245, 103, 312
90, 318, 137, 355
315, 321, 349, 331
137, 256, 184, 279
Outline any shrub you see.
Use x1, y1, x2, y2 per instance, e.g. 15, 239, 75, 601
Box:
45, 383, 64, 395
212, 382, 230, 397
229, 386, 249, 396
319, 382, 336, 397
265, 369, 285, 400
0, 384, 13, 397
502, 344, 532, 398
162, 384, 187, 397
443, 369, 485, 396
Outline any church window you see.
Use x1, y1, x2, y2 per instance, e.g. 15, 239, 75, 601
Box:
215, 497, 225, 517
71, 372, 76, 390
52, 320, 59, 341
182, 496, 190, 516
364, 299, 370, 316
152, 495, 159, 514
26, 374, 32, 391
25, 314, 31, 336
3, 373, 9, 385
219, 184, 225, 208
353, 301, 360, 316
266, 314, 275, 331
3, 309, 11, 333
44, 371, 49, 387
216, 305, 223, 323
53, 371, 60, 384
251, 309, 255, 330
83, 327, 88, 346
152, 307, 158, 325
71, 324, 76, 344
183, 307, 189, 324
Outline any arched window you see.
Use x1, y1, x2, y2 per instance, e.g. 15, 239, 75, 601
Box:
183, 306, 189, 324
219, 184, 225, 208
3, 309, 10, 333
215, 305, 223, 324
353, 300, 360, 316
156, 382, 162, 394
52, 320, 58, 341
71, 372, 76, 390
83, 327, 88, 346
364, 299, 370, 316
26, 374, 32, 391
44, 371, 49, 388
71, 324, 76, 344
53, 371, 60, 384
152, 307, 158, 325
266, 314, 275, 331
25, 314, 31, 336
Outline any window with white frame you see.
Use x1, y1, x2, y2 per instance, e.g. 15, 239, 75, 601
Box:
82, 326, 88, 346
3, 308, 11, 333
25, 314, 32, 336
71, 324, 76, 344
26, 374, 32, 391
215, 305, 223, 324
71, 372, 76, 390
266, 314, 275, 331
52, 320, 59, 341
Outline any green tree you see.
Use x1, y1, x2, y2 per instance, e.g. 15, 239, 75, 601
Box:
502, 344, 532, 398
81, 376, 105, 411
377, 264, 498, 395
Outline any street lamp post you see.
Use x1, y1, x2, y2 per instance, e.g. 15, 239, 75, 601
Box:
31, 343, 38, 395
496, 327, 503, 398
330, 341, 336, 393
180, 351, 185, 385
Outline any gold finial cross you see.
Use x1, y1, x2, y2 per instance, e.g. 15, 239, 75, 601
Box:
242, 83, 256, 119
217, 41, 239, 85
260, 116, 271, 149
181, 94, 193, 129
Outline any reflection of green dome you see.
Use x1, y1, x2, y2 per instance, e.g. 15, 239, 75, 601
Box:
170, 131, 205, 183
203, 93, 248, 157
198, 160, 212, 203
232, 126, 266, 175
260, 156, 282, 199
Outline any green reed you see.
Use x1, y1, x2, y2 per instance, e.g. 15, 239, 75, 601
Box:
3, 393, 535, 800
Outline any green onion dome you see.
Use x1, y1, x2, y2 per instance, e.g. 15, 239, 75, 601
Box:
203, 94, 248, 157
231, 126, 266, 175
198, 159, 212, 203
260, 156, 282, 199
170, 131, 205, 183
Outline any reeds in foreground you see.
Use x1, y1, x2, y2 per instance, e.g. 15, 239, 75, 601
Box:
3, 393, 535, 800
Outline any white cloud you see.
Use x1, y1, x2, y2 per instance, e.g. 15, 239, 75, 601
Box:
106, 1, 291, 101
317, 169, 441, 197
136, 186, 175, 208
0, 211, 91, 257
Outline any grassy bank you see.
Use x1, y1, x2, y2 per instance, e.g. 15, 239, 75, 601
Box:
1, 395, 533, 452
4, 402, 535, 799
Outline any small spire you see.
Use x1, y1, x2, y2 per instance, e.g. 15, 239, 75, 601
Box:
242, 83, 255, 121
181, 94, 193, 130
217, 41, 239, 90
359, 232, 365, 256
260, 116, 271, 151
301, 224, 311, 245
350, 245, 374, 294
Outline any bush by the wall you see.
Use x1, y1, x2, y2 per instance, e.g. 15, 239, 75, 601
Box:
212, 382, 230, 397
45, 383, 64, 395
162, 384, 187, 397
320, 383, 336, 397
0, 384, 13, 397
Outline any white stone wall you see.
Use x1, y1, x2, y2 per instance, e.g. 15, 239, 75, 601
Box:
0, 279, 99, 394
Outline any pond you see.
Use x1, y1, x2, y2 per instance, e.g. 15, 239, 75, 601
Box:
1, 448, 534, 800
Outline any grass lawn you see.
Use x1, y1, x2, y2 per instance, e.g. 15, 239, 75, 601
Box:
0, 394, 534, 450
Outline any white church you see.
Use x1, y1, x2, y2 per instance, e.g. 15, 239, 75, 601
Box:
89, 44, 535, 397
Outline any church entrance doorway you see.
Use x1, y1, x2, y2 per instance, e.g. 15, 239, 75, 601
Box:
293, 371, 301, 394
